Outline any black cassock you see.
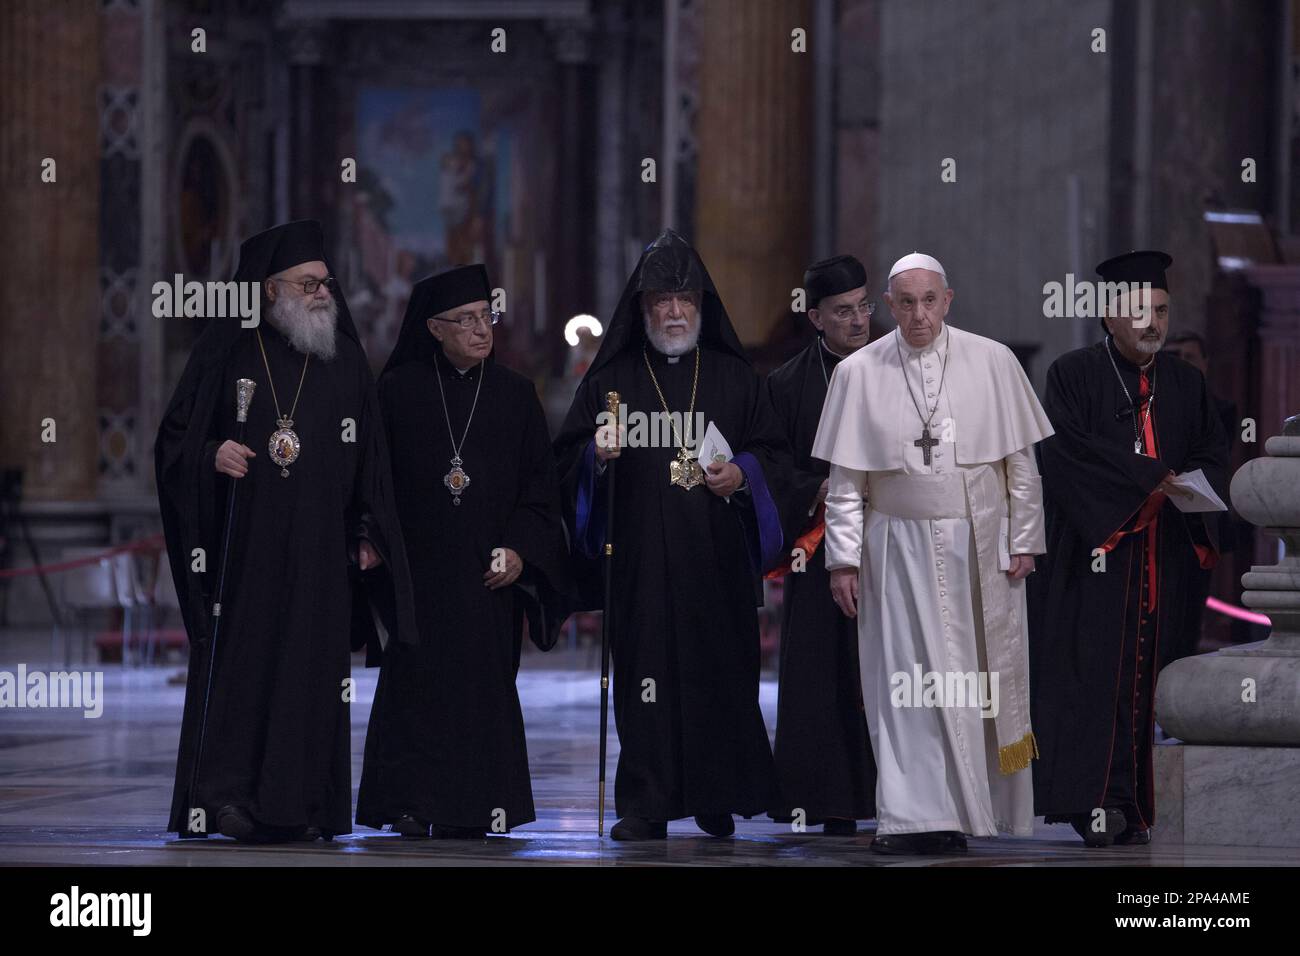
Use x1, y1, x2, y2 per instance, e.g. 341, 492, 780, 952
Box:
554, 230, 785, 822
356, 351, 570, 832
156, 319, 416, 838
764, 338, 876, 823
1028, 340, 1228, 829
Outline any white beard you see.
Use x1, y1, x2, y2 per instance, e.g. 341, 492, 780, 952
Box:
267, 293, 338, 361
1135, 332, 1165, 355
644, 314, 701, 357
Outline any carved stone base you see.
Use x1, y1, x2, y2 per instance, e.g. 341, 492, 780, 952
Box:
1154, 743, 1300, 847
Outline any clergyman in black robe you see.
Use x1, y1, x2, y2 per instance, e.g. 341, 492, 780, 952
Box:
554, 229, 786, 841
1028, 251, 1229, 847
765, 255, 876, 835
155, 220, 417, 842
356, 266, 571, 839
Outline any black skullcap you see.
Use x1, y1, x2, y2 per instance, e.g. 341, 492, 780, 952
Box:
804, 254, 868, 309
242, 219, 327, 279
635, 235, 705, 294
1096, 250, 1172, 330
423, 264, 492, 317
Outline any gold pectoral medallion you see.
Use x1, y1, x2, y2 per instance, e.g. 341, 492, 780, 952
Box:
669, 446, 704, 489
269, 418, 301, 478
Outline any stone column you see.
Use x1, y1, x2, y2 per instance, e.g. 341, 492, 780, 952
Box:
694, 0, 812, 347
286, 23, 327, 220
1154, 414, 1300, 846
0, 1, 102, 500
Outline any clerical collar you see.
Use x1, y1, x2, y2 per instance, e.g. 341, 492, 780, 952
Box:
818, 336, 848, 363
646, 345, 695, 367
434, 350, 483, 380
897, 323, 948, 357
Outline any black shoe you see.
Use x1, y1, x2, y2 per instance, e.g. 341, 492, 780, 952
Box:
932, 831, 968, 853
823, 819, 858, 837
393, 813, 430, 839
1116, 826, 1152, 846
694, 814, 735, 837
870, 832, 940, 855
295, 827, 322, 842
216, 805, 261, 843
430, 824, 487, 840
609, 816, 668, 841
1070, 809, 1127, 848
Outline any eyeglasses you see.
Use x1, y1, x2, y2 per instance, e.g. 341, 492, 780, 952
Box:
432, 309, 502, 330
276, 275, 336, 295
827, 300, 876, 321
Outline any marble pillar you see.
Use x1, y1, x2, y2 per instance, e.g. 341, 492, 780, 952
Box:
0, 1, 102, 500
694, 0, 812, 347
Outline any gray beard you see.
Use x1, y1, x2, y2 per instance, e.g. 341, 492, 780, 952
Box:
644, 316, 701, 357
267, 294, 338, 361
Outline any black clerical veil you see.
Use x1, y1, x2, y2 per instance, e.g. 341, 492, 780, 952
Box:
154, 219, 417, 656
578, 228, 749, 381
381, 265, 492, 376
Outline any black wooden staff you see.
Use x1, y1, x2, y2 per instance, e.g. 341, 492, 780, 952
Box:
187, 377, 255, 836
598, 390, 619, 836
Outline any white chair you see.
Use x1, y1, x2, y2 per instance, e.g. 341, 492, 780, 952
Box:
58, 547, 119, 666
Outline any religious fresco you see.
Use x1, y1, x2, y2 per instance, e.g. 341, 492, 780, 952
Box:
346, 87, 516, 369
173, 120, 238, 281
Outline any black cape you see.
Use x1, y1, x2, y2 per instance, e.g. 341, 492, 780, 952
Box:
357, 286, 571, 831
764, 338, 876, 823
155, 234, 417, 837
1028, 339, 1228, 826
553, 229, 786, 820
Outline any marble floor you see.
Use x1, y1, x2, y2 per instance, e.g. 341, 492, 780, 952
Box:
1, 643, 1297, 867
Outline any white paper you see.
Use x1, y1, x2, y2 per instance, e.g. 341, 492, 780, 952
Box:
696, 421, 733, 469
997, 516, 1011, 571
1166, 468, 1228, 513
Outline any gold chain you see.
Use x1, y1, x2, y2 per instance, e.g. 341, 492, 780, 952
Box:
642, 344, 699, 450
255, 328, 310, 424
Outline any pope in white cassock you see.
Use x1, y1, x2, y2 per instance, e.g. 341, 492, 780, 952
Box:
812, 253, 1054, 855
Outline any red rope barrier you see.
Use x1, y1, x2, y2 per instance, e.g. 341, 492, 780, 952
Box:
0, 533, 165, 579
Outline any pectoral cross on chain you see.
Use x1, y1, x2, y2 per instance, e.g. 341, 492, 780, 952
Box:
914, 424, 940, 466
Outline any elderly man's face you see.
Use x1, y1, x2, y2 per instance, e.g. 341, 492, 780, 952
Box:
810, 286, 872, 355
885, 269, 951, 349
427, 298, 493, 367
1105, 288, 1169, 362
642, 290, 702, 357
